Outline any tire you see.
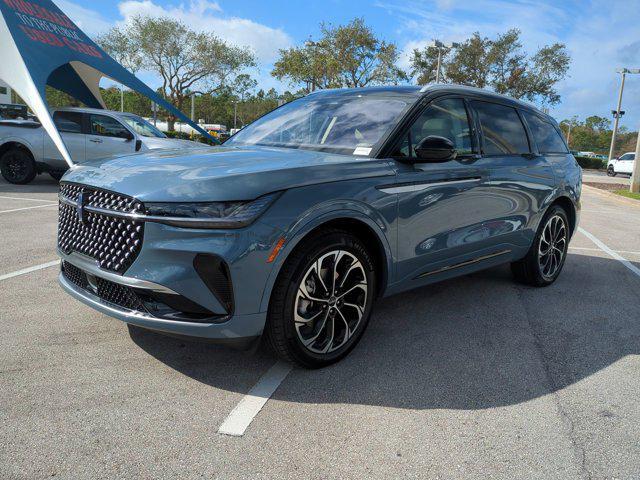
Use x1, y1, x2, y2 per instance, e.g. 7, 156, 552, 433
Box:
511, 205, 570, 287
265, 229, 376, 368
607, 165, 617, 177
0, 148, 37, 184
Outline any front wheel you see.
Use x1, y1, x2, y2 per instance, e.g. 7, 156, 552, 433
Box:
0, 148, 36, 184
265, 230, 376, 368
511, 205, 570, 287
607, 165, 617, 177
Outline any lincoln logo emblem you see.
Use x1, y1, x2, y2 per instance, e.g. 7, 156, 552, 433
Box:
76, 191, 88, 225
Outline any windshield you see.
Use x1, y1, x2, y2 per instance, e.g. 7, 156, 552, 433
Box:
226, 93, 409, 154
121, 114, 166, 138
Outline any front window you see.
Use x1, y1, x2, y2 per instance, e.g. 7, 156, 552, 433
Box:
226, 93, 409, 155
619, 153, 635, 160
121, 114, 166, 138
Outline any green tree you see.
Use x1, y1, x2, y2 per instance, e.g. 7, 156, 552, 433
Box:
97, 16, 256, 130
411, 29, 570, 106
273, 18, 407, 91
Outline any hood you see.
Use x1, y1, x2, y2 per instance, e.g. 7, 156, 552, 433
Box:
142, 136, 204, 150
62, 145, 394, 202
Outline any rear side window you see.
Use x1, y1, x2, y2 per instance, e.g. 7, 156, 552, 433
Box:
53, 111, 83, 134
522, 112, 568, 154
472, 101, 530, 155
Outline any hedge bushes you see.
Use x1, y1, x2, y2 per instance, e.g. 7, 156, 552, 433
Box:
575, 156, 607, 170
163, 130, 221, 146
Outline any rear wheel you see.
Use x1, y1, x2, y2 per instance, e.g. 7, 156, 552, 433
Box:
0, 148, 36, 184
511, 205, 569, 287
607, 165, 617, 177
265, 229, 376, 368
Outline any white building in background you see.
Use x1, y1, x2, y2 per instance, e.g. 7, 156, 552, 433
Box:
0, 80, 11, 104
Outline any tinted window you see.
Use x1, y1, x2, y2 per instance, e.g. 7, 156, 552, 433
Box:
394, 98, 473, 157
53, 111, 83, 134
89, 114, 131, 139
472, 101, 530, 155
226, 94, 408, 154
620, 153, 635, 160
522, 112, 568, 154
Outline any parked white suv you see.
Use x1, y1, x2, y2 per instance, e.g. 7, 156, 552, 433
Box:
0, 107, 205, 184
607, 152, 636, 177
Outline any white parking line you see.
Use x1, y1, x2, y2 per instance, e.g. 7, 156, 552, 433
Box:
569, 246, 640, 256
578, 227, 640, 278
0, 203, 58, 214
218, 361, 293, 437
0, 260, 60, 282
0, 195, 57, 203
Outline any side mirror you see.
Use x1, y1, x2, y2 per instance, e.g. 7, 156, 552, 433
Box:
414, 136, 457, 162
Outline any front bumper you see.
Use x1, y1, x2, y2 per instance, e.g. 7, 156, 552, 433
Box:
57, 217, 284, 344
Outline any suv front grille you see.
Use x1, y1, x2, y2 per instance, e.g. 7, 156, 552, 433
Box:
58, 183, 145, 273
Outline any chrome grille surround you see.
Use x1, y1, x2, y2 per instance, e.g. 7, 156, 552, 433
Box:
58, 183, 145, 274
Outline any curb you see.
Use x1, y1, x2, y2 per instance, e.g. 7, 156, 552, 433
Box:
583, 184, 640, 209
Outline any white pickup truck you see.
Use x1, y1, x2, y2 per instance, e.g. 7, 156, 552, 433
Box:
0, 107, 203, 184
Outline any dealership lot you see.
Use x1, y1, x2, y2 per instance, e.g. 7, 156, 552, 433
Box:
1, 177, 639, 479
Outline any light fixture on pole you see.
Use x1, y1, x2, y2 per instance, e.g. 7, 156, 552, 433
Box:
432, 40, 459, 84
608, 68, 640, 161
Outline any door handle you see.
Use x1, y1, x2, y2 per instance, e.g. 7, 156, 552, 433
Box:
89, 138, 103, 144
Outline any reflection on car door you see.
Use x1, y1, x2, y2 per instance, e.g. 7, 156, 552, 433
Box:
387, 96, 508, 288
85, 114, 136, 161
470, 101, 556, 256
43, 111, 86, 168
619, 154, 635, 174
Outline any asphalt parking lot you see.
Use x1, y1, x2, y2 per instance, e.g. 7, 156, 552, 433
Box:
1, 175, 639, 479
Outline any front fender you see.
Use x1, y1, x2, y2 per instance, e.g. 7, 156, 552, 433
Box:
258, 203, 395, 313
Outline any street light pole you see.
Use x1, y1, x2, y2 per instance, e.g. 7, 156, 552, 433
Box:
120, 84, 124, 112
435, 48, 442, 84
608, 70, 626, 161
190, 93, 195, 122
432, 40, 459, 84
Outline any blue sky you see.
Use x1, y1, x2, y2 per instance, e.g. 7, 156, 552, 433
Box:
55, 0, 640, 130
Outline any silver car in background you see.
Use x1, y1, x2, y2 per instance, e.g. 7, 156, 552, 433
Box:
0, 107, 203, 184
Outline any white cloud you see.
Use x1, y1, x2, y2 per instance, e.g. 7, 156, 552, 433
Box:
54, 0, 113, 34
117, 0, 292, 63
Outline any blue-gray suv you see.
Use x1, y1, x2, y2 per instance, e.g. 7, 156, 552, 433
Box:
57, 85, 581, 368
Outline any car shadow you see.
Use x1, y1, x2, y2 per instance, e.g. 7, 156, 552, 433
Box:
128, 253, 640, 410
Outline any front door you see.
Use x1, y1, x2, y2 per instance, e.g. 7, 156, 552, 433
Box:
85, 113, 136, 161
388, 96, 502, 286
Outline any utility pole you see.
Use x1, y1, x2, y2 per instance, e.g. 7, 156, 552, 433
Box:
233, 101, 237, 129
608, 68, 640, 161
566, 122, 572, 148
190, 93, 195, 121
631, 128, 640, 194
120, 84, 124, 112
432, 40, 459, 84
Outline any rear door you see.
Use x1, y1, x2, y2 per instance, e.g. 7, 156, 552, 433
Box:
43, 111, 86, 167
85, 113, 136, 161
470, 101, 556, 254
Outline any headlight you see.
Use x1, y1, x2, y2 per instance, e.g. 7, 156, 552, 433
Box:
144, 192, 281, 229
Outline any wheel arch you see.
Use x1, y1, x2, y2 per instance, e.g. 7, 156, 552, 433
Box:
258, 210, 394, 313
548, 195, 577, 237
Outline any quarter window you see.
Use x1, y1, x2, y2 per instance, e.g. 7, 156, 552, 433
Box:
522, 112, 568, 154
53, 111, 83, 134
89, 114, 131, 139
472, 101, 530, 155
394, 98, 473, 157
